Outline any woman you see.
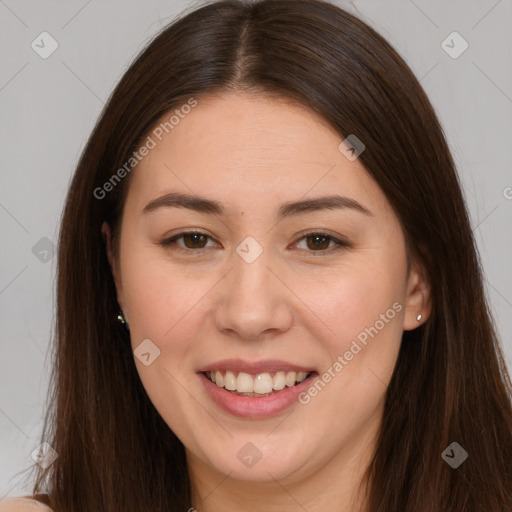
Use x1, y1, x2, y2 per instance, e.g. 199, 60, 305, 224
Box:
3, 0, 511, 510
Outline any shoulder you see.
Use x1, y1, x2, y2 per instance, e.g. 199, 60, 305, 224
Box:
0, 497, 53, 512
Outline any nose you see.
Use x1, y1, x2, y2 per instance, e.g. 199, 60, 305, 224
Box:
213, 249, 294, 341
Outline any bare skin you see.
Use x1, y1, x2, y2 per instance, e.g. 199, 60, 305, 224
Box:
102, 91, 431, 511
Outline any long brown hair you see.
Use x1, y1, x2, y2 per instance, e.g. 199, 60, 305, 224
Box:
21, 0, 512, 510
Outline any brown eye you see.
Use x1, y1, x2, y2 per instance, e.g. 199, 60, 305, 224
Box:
305, 234, 331, 251
160, 230, 350, 255
294, 232, 350, 254
180, 233, 209, 249
160, 231, 217, 251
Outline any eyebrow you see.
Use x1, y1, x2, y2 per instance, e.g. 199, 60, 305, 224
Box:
142, 192, 373, 219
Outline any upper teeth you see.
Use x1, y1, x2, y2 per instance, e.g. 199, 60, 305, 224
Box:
206, 370, 311, 394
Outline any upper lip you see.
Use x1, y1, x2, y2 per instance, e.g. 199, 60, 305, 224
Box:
198, 358, 316, 374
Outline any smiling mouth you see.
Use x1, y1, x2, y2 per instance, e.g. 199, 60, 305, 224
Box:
204, 370, 313, 397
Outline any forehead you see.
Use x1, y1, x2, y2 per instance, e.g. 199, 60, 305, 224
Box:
125, 92, 386, 216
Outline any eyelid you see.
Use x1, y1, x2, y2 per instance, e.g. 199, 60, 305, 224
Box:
159, 229, 352, 254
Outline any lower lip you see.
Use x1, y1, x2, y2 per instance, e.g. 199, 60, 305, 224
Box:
198, 371, 318, 419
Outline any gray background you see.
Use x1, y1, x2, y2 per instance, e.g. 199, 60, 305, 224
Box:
1, 0, 511, 499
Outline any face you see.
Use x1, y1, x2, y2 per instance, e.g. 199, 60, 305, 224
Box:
103, 92, 430, 490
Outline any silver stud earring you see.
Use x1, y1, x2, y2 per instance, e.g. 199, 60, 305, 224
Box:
117, 311, 129, 331
416, 314, 422, 322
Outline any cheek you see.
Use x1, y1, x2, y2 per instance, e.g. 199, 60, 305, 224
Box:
297, 254, 406, 355
119, 235, 200, 329
119, 251, 230, 414
331, 282, 406, 405
119, 251, 206, 433
294, 267, 405, 440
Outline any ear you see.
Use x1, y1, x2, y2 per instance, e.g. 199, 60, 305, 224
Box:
402, 258, 432, 330
101, 221, 124, 311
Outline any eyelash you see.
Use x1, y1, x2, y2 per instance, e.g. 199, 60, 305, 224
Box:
159, 230, 351, 256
